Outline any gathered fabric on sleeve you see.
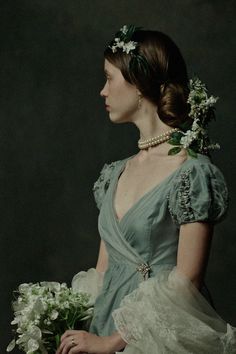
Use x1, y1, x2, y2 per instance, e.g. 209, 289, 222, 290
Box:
92, 160, 120, 210
112, 268, 236, 354
167, 159, 229, 226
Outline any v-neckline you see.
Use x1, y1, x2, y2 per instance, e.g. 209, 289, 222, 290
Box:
111, 154, 192, 225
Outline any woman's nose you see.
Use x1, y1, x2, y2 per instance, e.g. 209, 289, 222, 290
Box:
100, 82, 108, 97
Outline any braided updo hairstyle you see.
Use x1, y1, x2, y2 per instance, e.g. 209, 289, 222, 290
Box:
104, 30, 191, 128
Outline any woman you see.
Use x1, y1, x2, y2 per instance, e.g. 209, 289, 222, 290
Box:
57, 25, 236, 354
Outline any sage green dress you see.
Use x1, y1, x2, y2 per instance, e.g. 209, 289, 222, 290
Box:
89, 153, 236, 353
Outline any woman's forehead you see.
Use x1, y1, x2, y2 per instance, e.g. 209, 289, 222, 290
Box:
104, 59, 119, 74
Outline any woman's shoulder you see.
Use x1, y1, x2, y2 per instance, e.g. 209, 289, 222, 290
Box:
96, 155, 131, 178
92, 155, 132, 210
184, 152, 215, 166
180, 153, 226, 179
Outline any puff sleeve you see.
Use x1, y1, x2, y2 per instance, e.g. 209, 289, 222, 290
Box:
167, 160, 229, 226
71, 268, 104, 305
112, 268, 236, 354
92, 161, 119, 210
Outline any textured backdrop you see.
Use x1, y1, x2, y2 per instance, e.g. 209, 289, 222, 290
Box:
0, 0, 235, 351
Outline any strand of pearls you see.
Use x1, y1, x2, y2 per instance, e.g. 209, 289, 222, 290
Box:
138, 128, 178, 150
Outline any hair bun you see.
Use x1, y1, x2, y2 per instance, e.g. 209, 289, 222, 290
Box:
158, 82, 190, 127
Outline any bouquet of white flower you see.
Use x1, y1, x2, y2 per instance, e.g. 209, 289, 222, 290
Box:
7, 280, 93, 354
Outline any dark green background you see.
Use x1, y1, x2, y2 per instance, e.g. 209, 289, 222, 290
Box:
1, 0, 235, 351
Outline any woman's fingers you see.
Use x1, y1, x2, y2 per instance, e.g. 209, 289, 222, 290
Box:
62, 337, 76, 354
56, 330, 104, 354
61, 329, 79, 341
56, 335, 77, 354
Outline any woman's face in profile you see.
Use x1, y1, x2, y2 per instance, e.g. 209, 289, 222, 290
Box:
100, 59, 139, 123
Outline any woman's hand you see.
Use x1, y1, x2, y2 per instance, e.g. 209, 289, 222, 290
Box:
55, 329, 126, 354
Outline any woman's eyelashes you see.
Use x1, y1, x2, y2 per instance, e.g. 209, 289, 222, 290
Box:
104, 70, 112, 81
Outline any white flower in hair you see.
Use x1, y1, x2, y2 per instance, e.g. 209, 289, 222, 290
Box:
180, 128, 198, 148
110, 37, 138, 54
168, 77, 220, 157
120, 25, 128, 34
116, 39, 125, 49
123, 41, 138, 53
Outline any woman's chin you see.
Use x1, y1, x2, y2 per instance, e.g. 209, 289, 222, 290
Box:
108, 113, 121, 123
108, 112, 130, 124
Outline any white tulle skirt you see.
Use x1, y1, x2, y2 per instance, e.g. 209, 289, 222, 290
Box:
112, 268, 236, 354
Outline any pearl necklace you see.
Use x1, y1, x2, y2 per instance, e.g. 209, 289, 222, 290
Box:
138, 128, 178, 150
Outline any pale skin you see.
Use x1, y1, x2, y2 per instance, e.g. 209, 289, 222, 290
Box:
56, 59, 213, 354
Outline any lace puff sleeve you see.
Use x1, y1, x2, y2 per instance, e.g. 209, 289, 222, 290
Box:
92, 161, 119, 210
71, 268, 104, 305
167, 160, 229, 226
112, 268, 236, 354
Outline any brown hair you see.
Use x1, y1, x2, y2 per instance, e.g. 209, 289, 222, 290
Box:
104, 30, 191, 127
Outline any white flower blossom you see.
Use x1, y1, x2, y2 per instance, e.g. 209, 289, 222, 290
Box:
120, 25, 128, 34
6, 339, 16, 352
50, 309, 59, 320
110, 38, 138, 54
207, 143, 220, 150
191, 118, 200, 131
26, 338, 39, 354
40, 281, 61, 292
123, 41, 137, 53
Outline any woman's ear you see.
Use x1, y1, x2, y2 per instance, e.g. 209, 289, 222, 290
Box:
136, 88, 142, 96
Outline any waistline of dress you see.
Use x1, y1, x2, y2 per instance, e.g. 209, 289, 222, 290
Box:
108, 256, 175, 280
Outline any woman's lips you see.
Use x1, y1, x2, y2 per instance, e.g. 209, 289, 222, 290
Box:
105, 105, 110, 111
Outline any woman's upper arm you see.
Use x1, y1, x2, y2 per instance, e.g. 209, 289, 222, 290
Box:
96, 239, 109, 273
177, 222, 213, 289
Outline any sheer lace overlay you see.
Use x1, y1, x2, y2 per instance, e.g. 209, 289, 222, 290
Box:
72, 268, 104, 305
112, 268, 236, 354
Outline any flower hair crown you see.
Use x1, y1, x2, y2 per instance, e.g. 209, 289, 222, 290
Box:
108, 24, 150, 76
108, 25, 220, 157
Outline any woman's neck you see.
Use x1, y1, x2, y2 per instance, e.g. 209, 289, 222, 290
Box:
133, 108, 172, 140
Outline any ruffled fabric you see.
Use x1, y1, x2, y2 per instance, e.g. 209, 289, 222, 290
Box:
167, 160, 229, 225
71, 268, 104, 305
92, 161, 121, 210
112, 268, 236, 354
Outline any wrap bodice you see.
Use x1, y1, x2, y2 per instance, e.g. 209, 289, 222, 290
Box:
89, 153, 228, 336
